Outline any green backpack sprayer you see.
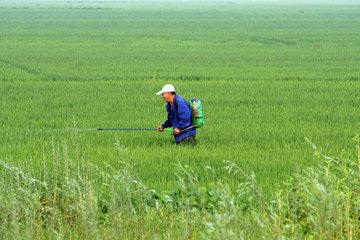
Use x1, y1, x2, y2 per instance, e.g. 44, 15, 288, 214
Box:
189, 98, 204, 128
96, 98, 204, 133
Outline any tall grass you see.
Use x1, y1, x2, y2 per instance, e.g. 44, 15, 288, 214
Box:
1, 3, 360, 238
1, 132, 359, 239
1, 3, 360, 196
1, 80, 359, 195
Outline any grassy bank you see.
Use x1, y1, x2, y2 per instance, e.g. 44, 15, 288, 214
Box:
1, 133, 359, 239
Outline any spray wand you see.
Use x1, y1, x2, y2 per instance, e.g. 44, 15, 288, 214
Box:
96, 126, 196, 133
96, 128, 173, 131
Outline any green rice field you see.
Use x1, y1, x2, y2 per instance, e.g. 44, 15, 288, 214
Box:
1, 1, 360, 238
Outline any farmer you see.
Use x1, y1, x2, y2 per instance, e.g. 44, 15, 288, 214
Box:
156, 84, 196, 145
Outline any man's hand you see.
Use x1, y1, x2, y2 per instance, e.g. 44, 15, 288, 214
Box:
157, 126, 164, 132
174, 128, 180, 135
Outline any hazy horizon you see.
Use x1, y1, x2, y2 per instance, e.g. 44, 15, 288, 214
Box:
0, 0, 359, 5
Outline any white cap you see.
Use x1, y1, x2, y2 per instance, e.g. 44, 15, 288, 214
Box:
156, 84, 175, 95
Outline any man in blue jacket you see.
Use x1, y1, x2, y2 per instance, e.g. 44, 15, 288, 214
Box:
156, 84, 196, 145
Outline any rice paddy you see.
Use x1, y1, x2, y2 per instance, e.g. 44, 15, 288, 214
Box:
1, 1, 360, 238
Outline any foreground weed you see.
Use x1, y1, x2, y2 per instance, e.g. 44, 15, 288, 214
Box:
1, 135, 360, 239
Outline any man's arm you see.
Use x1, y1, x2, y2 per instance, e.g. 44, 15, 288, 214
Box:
161, 119, 172, 129
159, 104, 172, 131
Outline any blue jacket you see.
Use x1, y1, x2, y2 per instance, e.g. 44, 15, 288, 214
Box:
161, 94, 196, 142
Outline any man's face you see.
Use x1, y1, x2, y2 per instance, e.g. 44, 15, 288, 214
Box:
162, 92, 172, 103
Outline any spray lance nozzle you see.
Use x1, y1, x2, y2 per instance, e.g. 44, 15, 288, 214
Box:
94, 127, 176, 132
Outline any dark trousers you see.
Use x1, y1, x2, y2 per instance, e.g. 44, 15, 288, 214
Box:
177, 135, 196, 146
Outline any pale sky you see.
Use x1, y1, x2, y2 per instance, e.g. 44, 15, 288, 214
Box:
0, 0, 359, 4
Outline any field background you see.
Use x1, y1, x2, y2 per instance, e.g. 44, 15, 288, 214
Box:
1, 1, 360, 197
